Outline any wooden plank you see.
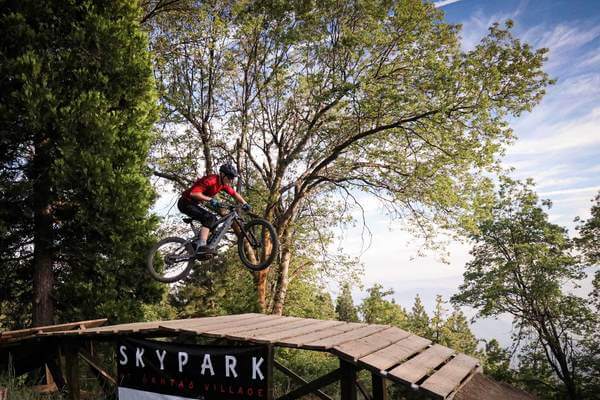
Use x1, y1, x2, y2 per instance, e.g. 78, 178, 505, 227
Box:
333, 327, 411, 361
48, 321, 163, 336
204, 316, 292, 336
358, 335, 431, 371
166, 314, 278, 336
1, 319, 107, 340
160, 314, 260, 328
224, 318, 321, 341
44, 314, 259, 337
280, 322, 367, 348
420, 354, 481, 399
259, 319, 345, 343
303, 324, 389, 350
238, 318, 321, 343
79, 350, 117, 385
453, 373, 536, 400
158, 314, 260, 333
388, 344, 455, 385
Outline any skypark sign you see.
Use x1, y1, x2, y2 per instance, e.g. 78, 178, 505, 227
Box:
117, 338, 271, 400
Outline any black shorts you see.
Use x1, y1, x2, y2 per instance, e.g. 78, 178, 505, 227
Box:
177, 197, 217, 229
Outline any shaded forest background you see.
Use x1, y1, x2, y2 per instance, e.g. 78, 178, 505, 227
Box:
0, 0, 598, 399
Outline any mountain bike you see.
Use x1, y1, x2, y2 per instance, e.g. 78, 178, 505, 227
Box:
147, 204, 279, 283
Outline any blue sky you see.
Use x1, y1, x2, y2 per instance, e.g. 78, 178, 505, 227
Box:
337, 0, 600, 346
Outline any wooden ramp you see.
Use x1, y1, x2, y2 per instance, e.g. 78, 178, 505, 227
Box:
18, 313, 485, 399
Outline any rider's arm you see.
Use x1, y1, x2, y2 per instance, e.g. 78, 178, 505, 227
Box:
190, 192, 212, 202
232, 192, 248, 205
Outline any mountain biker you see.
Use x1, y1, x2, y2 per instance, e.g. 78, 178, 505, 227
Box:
177, 163, 251, 254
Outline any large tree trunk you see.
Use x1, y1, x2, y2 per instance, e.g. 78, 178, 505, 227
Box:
32, 139, 55, 327
254, 270, 268, 313
271, 240, 292, 315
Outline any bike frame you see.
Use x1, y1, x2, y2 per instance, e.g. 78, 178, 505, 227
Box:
206, 210, 239, 249
184, 207, 256, 256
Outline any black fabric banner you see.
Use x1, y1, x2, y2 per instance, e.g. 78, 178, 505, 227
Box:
117, 338, 270, 400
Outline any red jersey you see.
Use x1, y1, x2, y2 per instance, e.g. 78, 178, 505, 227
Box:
182, 174, 237, 201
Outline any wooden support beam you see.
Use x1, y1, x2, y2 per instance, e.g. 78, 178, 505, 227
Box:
63, 343, 81, 400
46, 359, 66, 392
266, 345, 274, 400
79, 349, 116, 386
340, 359, 357, 400
276, 367, 343, 400
356, 379, 371, 400
371, 373, 387, 400
274, 360, 333, 400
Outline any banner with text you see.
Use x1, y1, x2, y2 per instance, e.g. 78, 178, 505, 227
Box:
117, 338, 270, 400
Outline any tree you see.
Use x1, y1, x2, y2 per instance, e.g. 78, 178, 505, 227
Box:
0, 0, 162, 327
429, 294, 447, 343
574, 192, 600, 398
147, 0, 551, 314
440, 306, 478, 355
481, 339, 514, 383
451, 179, 592, 399
336, 282, 359, 322
407, 294, 429, 336
359, 284, 407, 327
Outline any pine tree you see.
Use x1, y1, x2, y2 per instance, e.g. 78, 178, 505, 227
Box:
359, 284, 407, 327
430, 295, 447, 342
407, 294, 430, 337
441, 306, 478, 355
335, 283, 359, 322
0, 0, 162, 327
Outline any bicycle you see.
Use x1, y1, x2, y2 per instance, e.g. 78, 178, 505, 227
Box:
147, 204, 279, 283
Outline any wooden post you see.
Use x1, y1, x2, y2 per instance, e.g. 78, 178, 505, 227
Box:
372, 372, 387, 400
340, 359, 357, 400
266, 345, 274, 400
63, 343, 81, 400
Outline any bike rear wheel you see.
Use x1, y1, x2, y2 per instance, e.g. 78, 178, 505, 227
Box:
147, 237, 194, 283
238, 219, 279, 271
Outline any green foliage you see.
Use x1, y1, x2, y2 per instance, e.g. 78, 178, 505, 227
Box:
169, 249, 259, 317
283, 276, 336, 320
335, 283, 359, 322
0, 0, 163, 326
359, 284, 408, 327
451, 178, 592, 399
481, 339, 514, 383
407, 294, 429, 337
439, 306, 478, 355
574, 192, 600, 399
273, 349, 338, 398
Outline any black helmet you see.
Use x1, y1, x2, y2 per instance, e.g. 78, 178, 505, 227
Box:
219, 163, 238, 178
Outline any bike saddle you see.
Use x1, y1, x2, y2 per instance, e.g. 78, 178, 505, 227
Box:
183, 217, 193, 223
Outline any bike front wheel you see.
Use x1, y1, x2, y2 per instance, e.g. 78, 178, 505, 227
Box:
147, 237, 194, 283
238, 219, 279, 271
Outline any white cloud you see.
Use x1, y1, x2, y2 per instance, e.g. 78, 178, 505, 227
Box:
539, 186, 600, 197
509, 110, 600, 155
433, 0, 464, 8
523, 23, 600, 71
538, 24, 600, 53
578, 50, 600, 69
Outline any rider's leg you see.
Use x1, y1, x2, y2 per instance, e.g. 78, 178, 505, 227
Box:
198, 226, 210, 245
